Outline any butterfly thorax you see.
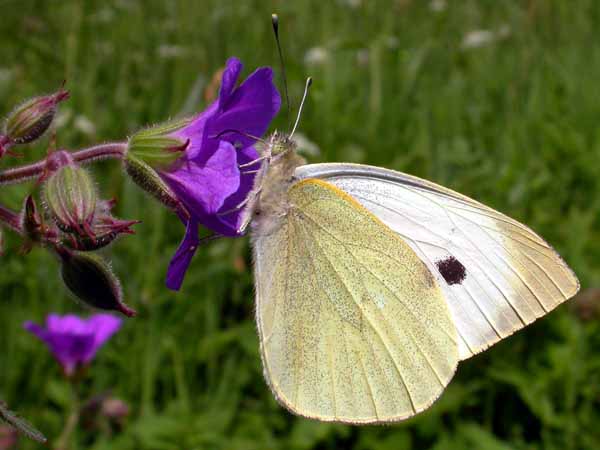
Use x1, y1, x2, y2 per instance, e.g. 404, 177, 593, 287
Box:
247, 131, 305, 236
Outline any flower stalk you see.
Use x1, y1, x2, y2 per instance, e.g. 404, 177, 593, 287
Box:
54, 382, 80, 450
0, 203, 23, 234
0, 142, 127, 186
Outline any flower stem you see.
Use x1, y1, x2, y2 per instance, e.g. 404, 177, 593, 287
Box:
54, 383, 80, 450
72, 142, 127, 165
0, 142, 127, 186
0, 203, 22, 234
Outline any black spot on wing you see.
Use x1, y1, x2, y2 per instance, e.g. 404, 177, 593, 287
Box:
435, 256, 466, 285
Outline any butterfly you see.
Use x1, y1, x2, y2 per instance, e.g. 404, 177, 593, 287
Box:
233, 77, 580, 424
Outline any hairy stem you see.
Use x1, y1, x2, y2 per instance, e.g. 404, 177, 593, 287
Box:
0, 142, 127, 186
0, 203, 22, 234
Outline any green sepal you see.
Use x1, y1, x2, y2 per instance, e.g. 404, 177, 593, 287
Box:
44, 165, 97, 232
124, 154, 184, 213
127, 118, 191, 167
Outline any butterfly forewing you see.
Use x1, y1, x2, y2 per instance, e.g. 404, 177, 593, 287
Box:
253, 178, 459, 424
295, 163, 580, 359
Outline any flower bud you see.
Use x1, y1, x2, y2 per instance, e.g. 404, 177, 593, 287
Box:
124, 154, 186, 214
44, 164, 97, 235
0, 401, 46, 444
62, 216, 140, 252
57, 248, 136, 317
20, 196, 58, 253
22, 195, 42, 241
102, 397, 130, 422
3, 87, 69, 146
127, 119, 190, 168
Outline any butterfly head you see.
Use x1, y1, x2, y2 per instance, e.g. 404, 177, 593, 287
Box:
269, 130, 297, 157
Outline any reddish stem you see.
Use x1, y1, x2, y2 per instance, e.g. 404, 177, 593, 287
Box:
0, 203, 22, 234
0, 142, 127, 186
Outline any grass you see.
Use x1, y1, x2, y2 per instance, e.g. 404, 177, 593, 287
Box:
1, 0, 599, 449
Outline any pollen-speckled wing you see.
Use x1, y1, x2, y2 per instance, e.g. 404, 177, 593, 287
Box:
295, 163, 580, 360
252, 178, 459, 424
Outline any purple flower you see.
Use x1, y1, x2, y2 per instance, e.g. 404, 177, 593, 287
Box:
24, 313, 122, 376
158, 57, 281, 290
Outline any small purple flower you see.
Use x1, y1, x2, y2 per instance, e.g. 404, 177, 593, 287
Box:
158, 57, 281, 290
24, 314, 122, 376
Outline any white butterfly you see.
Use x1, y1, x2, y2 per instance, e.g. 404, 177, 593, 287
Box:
238, 123, 578, 424
232, 19, 579, 419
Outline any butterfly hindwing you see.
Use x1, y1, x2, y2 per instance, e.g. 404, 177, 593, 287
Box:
295, 163, 580, 360
253, 178, 458, 424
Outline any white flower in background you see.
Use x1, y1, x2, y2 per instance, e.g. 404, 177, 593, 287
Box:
461, 30, 494, 49
158, 45, 186, 59
54, 109, 72, 129
91, 7, 115, 23
339, 0, 362, 8
461, 25, 511, 49
385, 36, 399, 49
429, 0, 447, 12
74, 115, 96, 137
293, 132, 320, 157
0, 68, 14, 85
304, 47, 330, 67
356, 48, 370, 67
497, 24, 511, 39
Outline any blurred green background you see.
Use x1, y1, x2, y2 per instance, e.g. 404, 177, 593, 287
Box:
1, 0, 600, 449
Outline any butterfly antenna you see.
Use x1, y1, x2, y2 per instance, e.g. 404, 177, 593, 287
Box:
290, 77, 312, 139
272, 14, 291, 124
211, 129, 269, 145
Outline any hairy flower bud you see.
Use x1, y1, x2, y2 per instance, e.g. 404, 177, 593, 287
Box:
127, 119, 190, 168
21, 195, 43, 244
124, 154, 186, 214
56, 248, 136, 317
20, 196, 58, 253
3, 87, 69, 147
62, 216, 140, 252
44, 164, 97, 235
0, 400, 46, 444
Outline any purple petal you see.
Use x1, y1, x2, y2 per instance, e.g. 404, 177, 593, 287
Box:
174, 101, 219, 161
219, 57, 243, 109
174, 58, 244, 162
207, 67, 281, 151
161, 140, 240, 215
83, 314, 122, 363
24, 314, 122, 375
166, 219, 200, 291
47, 314, 86, 334
24, 321, 50, 343
51, 333, 96, 375
215, 145, 260, 232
